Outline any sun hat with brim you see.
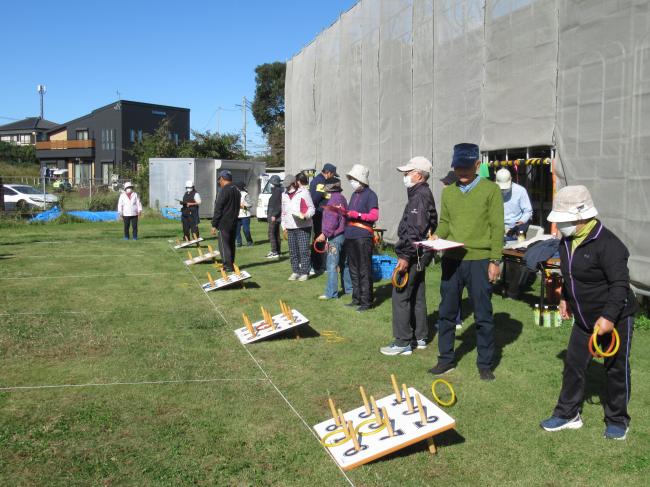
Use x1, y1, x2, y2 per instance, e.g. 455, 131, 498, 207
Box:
283, 174, 296, 188
495, 168, 512, 190
547, 185, 599, 223
124, 181, 134, 189
397, 156, 432, 174
346, 164, 370, 185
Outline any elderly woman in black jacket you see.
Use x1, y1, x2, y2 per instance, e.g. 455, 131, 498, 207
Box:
540, 185, 636, 440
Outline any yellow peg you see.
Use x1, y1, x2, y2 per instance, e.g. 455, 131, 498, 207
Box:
403, 384, 414, 413
390, 374, 401, 403
348, 420, 361, 451
207, 272, 215, 288
198, 247, 203, 256
176, 238, 180, 245
220, 267, 228, 280
184, 235, 189, 241
242, 313, 256, 336
381, 407, 394, 437
187, 251, 193, 261
328, 398, 340, 426
359, 386, 371, 415
427, 437, 437, 454
337, 408, 346, 429
369, 395, 382, 424
193, 233, 198, 241
233, 264, 241, 276
415, 393, 427, 425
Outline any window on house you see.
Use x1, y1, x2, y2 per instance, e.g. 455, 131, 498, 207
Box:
76, 130, 89, 140
130, 129, 135, 143
102, 162, 114, 185
138, 129, 143, 142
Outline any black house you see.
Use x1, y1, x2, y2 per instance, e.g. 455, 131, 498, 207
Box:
36, 100, 190, 185
0, 117, 59, 145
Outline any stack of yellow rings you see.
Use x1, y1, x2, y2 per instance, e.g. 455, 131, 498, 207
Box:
588, 324, 620, 359
431, 379, 456, 407
392, 268, 409, 289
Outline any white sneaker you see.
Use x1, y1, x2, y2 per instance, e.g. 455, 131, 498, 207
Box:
266, 252, 278, 259
318, 295, 331, 300
309, 269, 316, 276
288, 273, 299, 281
298, 274, 309, 281
456, 322, 463, 330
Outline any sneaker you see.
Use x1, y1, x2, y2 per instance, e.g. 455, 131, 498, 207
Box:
479, 368, 495, 381
265, 251, 274, 258
356, 306, 371, 313
540, 413, 583, 432
297, 274, 309, 281
246, 242, 254, 247
428, 362, 456, 376
456, 322, 463, 330
309, 269, 316, 276
123, 237, 129, 240
288, 273, 299, 281
380, 343, 413, 356
318, 295, 332, 300
604, 423, 628, 440
344, 302, 359, 308
416, 339, 428, 350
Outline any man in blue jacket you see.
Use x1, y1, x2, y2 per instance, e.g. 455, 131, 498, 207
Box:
381, 157, 438, 356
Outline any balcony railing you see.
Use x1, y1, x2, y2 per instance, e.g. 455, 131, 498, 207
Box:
36, 140, 95, 150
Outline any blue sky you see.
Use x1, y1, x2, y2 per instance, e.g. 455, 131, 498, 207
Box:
0, 0, 357, 153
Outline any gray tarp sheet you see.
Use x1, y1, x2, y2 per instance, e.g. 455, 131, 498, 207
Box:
285, 0, 650, 291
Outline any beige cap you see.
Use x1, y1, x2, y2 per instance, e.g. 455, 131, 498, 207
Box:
495, 168, 512, 190
547, 185, 598, 223
346, 164, 370, 186
397, 156, 433, 174
123, 181, 134, 189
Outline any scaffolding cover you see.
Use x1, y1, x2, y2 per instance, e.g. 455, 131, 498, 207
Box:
285, 0, 650, 290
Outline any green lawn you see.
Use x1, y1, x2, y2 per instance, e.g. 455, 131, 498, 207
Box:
1, 218, 648, 486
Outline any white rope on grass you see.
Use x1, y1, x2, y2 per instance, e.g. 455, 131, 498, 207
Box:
168, 245, 356, 487
13, 253, 146, 258
0, 377, 267, 391
0, 272, 173, 280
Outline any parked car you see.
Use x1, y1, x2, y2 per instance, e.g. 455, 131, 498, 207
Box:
2, 184, 58, 212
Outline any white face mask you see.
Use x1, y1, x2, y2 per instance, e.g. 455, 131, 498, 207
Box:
557, 221, 577, 237
186, 187, 192, 192
403, 175, 415, 188
126, 188, 133, 194
349, 180, 361, 191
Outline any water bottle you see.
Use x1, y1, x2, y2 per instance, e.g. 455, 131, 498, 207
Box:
543, 306, 551, 328
533, 304, 540, 326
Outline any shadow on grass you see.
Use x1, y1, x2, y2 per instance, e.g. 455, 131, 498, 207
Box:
238, 256, 290, 270
555, 350, 606, 406
373, 428, 466, 465
260, 324, 320, 341
0, 253, 15, 259
454, 312, 523, 370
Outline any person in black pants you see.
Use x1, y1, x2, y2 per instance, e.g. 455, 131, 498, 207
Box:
540, 185, 637, 441
310, 163, 338, 273
181, 180, 201, 240
266, 175, 283, 258
343, 164, 379, 312
380, 157, 438, 356
211, 170, 241, 272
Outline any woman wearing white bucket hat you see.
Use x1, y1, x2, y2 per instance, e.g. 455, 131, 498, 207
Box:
344, 164, 379, 312
540, 185, 637, 440
117, 181, 142, 240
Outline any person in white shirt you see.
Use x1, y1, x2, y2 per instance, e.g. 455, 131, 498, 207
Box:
236, 183, 254, 247
281, 173, 315, 281
496, 168, 533, 239
117, 181, 143, 240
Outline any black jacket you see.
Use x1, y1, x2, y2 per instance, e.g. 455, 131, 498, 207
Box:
395, 182, 438, 263
267, 186, 283, 219
560, 221, 637, 331
309, 173, 327, 212
211, 183, 241, 230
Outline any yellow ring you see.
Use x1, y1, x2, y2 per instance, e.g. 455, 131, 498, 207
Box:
354, 418, 387, 437
591, 325, 620, 358
431, 379, 456, 407
392, 268, 409, 289
320, 428, 351, 448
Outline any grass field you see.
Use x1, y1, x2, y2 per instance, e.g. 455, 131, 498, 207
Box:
1, 217, 648, 486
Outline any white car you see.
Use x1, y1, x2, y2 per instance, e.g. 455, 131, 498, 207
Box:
2, 184, 58, 211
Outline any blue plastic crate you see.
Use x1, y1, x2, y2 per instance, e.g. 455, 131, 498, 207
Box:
371, 255, 398, 281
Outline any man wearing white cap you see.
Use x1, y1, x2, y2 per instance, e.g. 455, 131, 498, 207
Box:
540, 185, 636, 440
180, 180, 201, 240
117, 181, 142, 240
380, 157, 438, 356
344, 164, 379, 312
495, 168, 532, 239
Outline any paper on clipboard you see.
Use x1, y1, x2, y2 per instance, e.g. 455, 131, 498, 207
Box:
415, 239, 464, 251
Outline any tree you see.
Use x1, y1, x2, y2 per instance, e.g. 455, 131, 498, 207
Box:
252, 62, 285, 166
178, 131, 244, 160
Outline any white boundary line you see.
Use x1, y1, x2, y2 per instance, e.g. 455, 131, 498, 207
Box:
0, 378, 267, 391
0, 272, 173, 280
0, 310, 112, 316
13, 253, 146, 258
169, 245, 356, 487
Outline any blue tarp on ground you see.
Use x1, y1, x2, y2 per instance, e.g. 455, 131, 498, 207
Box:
160, 207, 182, 220
30, 207, 119, 223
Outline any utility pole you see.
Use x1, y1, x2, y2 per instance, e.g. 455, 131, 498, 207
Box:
217, 107, 221, 134
242, 96, 247, 158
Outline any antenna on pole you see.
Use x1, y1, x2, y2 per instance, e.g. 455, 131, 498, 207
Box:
116, 89, 121, 100
242, 96, 247, 158
37, 84, 46, 119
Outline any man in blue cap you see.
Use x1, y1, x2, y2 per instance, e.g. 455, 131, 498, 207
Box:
211, 170, 241, 272
310, 163, 338, 274
429, 143, 504, 381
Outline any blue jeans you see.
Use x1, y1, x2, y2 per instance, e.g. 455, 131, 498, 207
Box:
236, 217, 252, 245
324, 234, 353, 298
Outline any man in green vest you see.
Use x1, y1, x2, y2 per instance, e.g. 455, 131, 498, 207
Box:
429, 143, 504, 381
